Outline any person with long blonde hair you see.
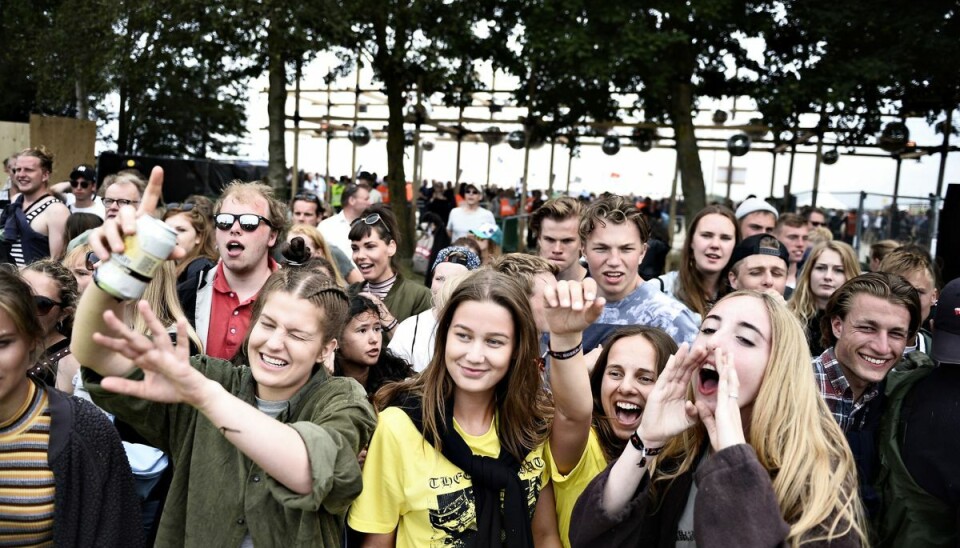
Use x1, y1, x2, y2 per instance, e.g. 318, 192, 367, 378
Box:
789, 241, 861, 356
571, 290, 867, 547
163, 201, 218, 283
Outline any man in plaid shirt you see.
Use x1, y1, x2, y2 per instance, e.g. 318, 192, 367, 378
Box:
811, 271, 921, 516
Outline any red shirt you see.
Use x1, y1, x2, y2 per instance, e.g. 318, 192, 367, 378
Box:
205, 259, 279, 360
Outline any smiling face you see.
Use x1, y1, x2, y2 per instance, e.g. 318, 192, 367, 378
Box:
216, 195, 278, 276
600, 335, 660, 440
15, 156, 49, 197
691, 213, 737, 275
339, 311, 382, 368
0, 307, 34, 423
351, 232, 396, 283
831, 294, 910, 400
538, 217, 581, 274
165, 212, 200, 257
247, 291, 334, 401
693, 295, 772, 414
583, 221, 645, 302
810, 249, 847, 309
445, 299, 515, 401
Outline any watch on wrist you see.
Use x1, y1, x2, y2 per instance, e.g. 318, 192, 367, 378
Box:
629, 432, 663, 467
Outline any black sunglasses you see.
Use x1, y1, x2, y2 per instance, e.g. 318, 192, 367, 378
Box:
215, 213, 274, 232
85, 251, 101, 272
166, 202, 195, 212
351, 213, 392, 238
294, 193, 319, 201
35, 295, 63, 316
444, 252, 470, 267
70, 179, 92, 189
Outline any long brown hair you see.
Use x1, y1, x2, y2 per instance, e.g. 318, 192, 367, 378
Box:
375, 269, 551, 462
589, 326, 677, 461
676, 205, 740, 317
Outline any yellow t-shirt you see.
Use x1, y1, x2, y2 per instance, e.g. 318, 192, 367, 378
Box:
348, 406, 548, 547
544, 428, 607, 548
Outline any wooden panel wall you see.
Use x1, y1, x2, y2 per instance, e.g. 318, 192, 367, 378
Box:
29, 114, 96, 183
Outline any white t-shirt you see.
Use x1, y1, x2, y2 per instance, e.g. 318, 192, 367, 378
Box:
318, 211, 355, 266
387, 309, 436, 372
65, 194, 106, 218
447, 206, 495, 241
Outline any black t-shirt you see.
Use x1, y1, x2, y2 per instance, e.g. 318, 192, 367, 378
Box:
901, 365, 960, 506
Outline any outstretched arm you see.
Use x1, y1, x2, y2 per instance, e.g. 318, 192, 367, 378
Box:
97, 301, 315, 495
544, 278, 605, 475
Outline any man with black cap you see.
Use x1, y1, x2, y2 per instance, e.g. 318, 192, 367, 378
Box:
873, 276, 960, 546
64, 164, 105, 218
726, 233, 791, 298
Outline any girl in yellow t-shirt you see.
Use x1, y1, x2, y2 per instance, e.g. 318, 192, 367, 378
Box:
349, 270, 603, 547
545, 326, 676, 547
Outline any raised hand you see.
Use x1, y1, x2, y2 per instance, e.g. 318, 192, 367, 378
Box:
88, 166, 186, 262
542, 278, 606, 337
95, 300, 214, 408
634, 343, 705, 448
695, 348, 746, 452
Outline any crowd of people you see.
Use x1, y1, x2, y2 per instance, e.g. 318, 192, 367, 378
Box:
0, 145, 956, 547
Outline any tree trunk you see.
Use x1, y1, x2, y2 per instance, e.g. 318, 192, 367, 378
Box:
266, 33, 287, 195
385, 81, 414, 266
75, 76, 88, 120
117, 81, 129, 154
670, 80, 706, 225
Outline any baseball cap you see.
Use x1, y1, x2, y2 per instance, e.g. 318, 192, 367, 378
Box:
728, 233, 789, 269
735, 197, 778, 220
470, 223, 503, 246
931, 277, 960, 364
70, 164, 96, 182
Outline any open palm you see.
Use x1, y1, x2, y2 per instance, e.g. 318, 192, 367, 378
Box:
636, 344, 706, 447
95, 300, 210, 407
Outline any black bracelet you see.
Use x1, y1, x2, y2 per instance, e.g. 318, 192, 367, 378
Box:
384, 318, 398, 331
547, 340, 582, 360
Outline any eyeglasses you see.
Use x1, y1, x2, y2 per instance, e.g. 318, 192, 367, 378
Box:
85, 251, 101, 271
34, 295, 63, 316
70, 179, 92, 189
215, 213, 274, 232
103, 198, 140, 207
810, 221, 825, 228
294, 193, 319, 202
464, 188, 481, 195
351, 213, 392, 238
166, 202, 195, 212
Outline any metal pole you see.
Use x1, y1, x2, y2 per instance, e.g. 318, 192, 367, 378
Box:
936, 107, 952, 197
519, 129, 532, 252
785, 140, 797, 212
811, 133, 824, 209
768, 151, 778, 198
324, 77, 332, 202
668, 154, 680, 242
455, 105, 464, 184
485, 144, 492, 187
547, 138, 556, 196
350, 55, 361, 184
724, 153, 734, 201
565, 148, 573, 195
891, 155, 902, 239
854, 191, 866, 257
929, 194, 941, 256
291, 59, 302, 197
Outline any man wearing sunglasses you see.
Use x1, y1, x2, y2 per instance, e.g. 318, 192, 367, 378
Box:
61, 164, 106, 218
447, 183, 494, 241
0, 147, 70, 267
177, 181, 285, 360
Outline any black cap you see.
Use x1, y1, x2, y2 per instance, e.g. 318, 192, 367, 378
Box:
931, 277, 960, 364
729, 233, 789, 269
70, 164, 96, 183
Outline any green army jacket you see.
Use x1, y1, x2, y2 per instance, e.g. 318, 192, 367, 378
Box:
84, 355, 376, 548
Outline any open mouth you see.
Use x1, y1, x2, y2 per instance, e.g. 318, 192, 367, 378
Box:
260, 353, 289, 369
225, 241, 244, 256
859, 353, 888, 367
698, 365, 719, 394
614, 401, 642, 424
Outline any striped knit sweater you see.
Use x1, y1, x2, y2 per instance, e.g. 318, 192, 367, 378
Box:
0, 381, 55, 547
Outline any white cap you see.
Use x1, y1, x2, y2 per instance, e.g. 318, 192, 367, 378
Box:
735, 197, 779, 220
